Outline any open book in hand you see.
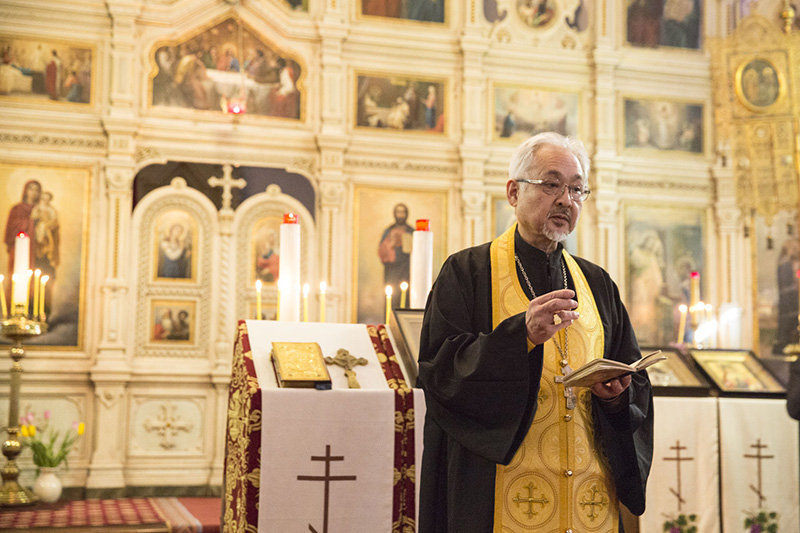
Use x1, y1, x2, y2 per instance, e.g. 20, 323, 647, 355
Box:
554, 350, 665, 388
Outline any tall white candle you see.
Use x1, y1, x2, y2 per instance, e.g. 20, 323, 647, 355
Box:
410, 219, 434, 309
278, 214, 301, 322
11, 233, 30, 313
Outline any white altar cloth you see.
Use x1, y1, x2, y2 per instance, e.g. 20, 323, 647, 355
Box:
246, 320, 424, 533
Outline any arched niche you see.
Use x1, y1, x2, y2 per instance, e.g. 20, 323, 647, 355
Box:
129, 177, 220, 360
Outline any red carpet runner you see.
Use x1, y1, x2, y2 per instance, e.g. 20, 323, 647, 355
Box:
0, 497, 221, 532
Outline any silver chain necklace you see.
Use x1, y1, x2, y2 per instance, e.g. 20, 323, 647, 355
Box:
515, 252, 576, 409
514, 253, 570, 361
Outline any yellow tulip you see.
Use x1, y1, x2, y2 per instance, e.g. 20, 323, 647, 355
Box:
20, 425, 28, 438
28, 425, 36, 437
78, 422, 85, 436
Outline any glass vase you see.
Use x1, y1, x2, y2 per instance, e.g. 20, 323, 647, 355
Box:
33, 467, 62, 503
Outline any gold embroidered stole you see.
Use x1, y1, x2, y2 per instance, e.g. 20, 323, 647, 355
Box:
490, 224, 619, 532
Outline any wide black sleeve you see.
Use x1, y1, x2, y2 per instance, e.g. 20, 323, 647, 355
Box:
788, 358, 800, 421
576, 258, 654, 516
417, 248, 543, 464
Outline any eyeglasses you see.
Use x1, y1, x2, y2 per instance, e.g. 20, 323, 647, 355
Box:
515, 179, 591, 202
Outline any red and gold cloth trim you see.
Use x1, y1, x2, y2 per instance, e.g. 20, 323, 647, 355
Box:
222, 320, 262, 533
0, 498, 165, 530
368, 324, 417, 533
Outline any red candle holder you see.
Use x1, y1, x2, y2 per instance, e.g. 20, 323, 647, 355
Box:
283, 213, 298, 224
416, 219, 430, 231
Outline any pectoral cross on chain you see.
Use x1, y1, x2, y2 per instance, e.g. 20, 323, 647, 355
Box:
562, 363, 577, 410
324, 348, 368, 389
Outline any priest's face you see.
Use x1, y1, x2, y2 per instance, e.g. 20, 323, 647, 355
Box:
506, 143, 583, 253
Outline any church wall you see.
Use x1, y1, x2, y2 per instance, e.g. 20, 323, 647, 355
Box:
0, 0, 785, 493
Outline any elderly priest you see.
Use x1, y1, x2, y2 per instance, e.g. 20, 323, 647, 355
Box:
417, 132, 654, 532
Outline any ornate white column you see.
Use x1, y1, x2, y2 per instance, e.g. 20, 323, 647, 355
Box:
588, 1, 622, 273
316, 5, 349, 321
87, 0, 141, 491
207, 165, 245, 485
459, 27, 490, 248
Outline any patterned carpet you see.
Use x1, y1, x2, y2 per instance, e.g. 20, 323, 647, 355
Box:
0, 497, 221, 532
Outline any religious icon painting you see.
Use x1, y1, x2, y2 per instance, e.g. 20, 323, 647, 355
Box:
491, 83, 580, 143
689, 349, 784, 395
626, 0, 703, 50
639, 346, 711, 396
732, 51, 791, 116
0, 163, 91, 349
352, 186, 448, 324
0, 35, 96, 105
148, 16, 304, 120
515, 0, 558, 29
149, 299, 196, 344
358, 0, 446, 24
251, 215, 283, 285
624, 204, 705, 348
354, 72, 447, 134
152, 209, 197, 282
622, 97, 704, 154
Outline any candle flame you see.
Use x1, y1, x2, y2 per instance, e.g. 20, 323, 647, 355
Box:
255, 279, 262, 291
400, 281, 408, 290
320, 281, 327, 294
41, 275, 49, 284
385, 285, 393, 297
679, 304, 687, 312
16, 232, 28, 239
303, 283, 310, 296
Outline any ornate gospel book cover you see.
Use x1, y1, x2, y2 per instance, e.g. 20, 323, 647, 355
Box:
271, 342, 332, 389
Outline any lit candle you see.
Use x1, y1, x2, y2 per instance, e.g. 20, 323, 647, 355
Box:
39, 275, 49, 322
319, 282, 327, 323
10, 274, 18, 314
303, 283, 310, 322
400, 281, 408, 309
33, 269, 41, 318
12, 232, 30, 314
704, 303, 713, 323
255, 280, 262, 320
0, 275, 7, 319
385, 285, 392, 325
276, 279, 282, 321
677, 304, 687, 344
24, 269, 32, 318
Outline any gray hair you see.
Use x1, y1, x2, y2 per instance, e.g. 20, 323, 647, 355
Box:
508, 132, 590, 182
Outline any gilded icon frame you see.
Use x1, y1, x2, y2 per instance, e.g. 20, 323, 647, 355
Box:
733, 53, 790, 115
689, 349, 785, 394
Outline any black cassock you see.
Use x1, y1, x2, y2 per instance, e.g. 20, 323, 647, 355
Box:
416, 233, 654, 533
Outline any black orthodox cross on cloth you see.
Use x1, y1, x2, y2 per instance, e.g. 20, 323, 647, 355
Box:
744, 438, 774, 509
297, 444, 357, 533
663, 440, 694, 511
324, 348, 368, 389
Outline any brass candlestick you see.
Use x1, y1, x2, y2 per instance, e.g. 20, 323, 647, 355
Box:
0, 311, 46, 506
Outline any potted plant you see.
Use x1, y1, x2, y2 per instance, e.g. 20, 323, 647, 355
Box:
19, 410, 85, 503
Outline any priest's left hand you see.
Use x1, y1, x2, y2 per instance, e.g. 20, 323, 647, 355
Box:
591, 375, 631, 400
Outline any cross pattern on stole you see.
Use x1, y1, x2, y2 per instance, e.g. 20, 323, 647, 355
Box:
513, 481, 549, 519
297, 444, 357, 533
744, 438, 774, 509
207, 163, 246, 211
663, 439, 694, 511
578, 483, 608, 521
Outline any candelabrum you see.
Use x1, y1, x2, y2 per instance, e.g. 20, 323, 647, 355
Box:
0, 310, 46, 506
